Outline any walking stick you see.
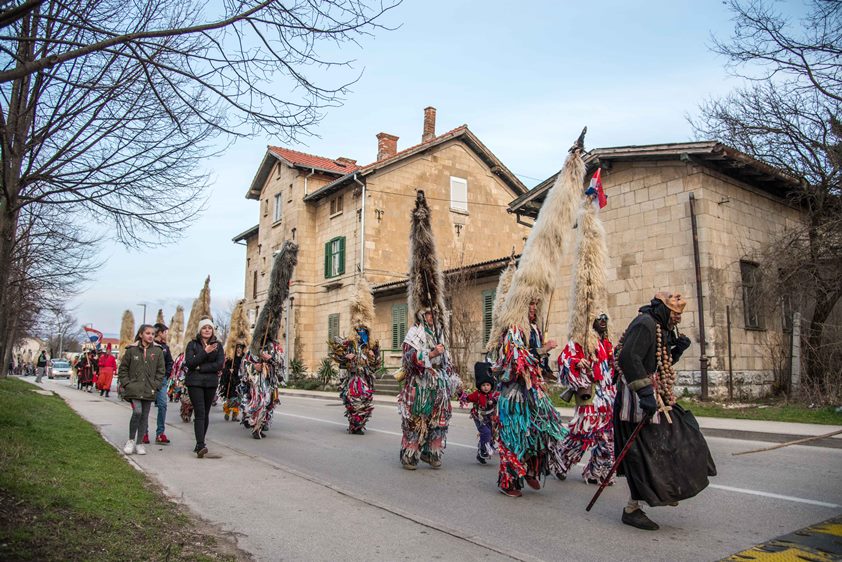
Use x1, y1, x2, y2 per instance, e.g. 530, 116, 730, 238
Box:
586, 417, 647, 512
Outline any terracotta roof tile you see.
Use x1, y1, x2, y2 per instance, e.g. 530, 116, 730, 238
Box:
268, 146, 359, 175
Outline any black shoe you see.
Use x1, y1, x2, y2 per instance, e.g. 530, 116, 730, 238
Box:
556, 472, 567, 481
476, 453, 487, 464
196, 445, 208, 458
622, 508, 659, 531
252, 431, 262, 439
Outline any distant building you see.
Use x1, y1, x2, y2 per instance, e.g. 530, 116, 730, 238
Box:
234, 107, 531, 372
509, 141, 804, 398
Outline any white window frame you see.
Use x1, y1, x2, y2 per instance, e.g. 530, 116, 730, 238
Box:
450, 176, 468, 213
273, 193, 282, 223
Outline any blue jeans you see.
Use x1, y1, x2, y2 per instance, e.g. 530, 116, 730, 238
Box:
155, 383, 168, 437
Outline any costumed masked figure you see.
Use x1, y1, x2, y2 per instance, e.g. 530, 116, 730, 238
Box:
172, 353, 192, 422
220, 300, 251, 422
554, 173, 616, 483
398, 191, 463, 470
555, 314, 616, 483
466, 362, 499, 464
330, 277, 380, 434
614, 292, 716, 530
239, 240, 297, 439
492, 130, 588, 497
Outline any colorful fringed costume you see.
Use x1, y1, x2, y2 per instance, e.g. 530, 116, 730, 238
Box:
466, 362, 499, 464
170, 353, 192, 422
239, 342, 284, 438
555, 337, 616, 482
219, 350, 244, 421
331, 333, 380, 434
398, 322, 460, 468
495, 326, 567, 492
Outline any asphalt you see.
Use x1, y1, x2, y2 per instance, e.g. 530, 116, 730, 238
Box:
28, 378, 842, 561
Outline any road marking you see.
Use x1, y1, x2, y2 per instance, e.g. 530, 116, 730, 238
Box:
280, 410, 842, 509
709, 484, 841, 509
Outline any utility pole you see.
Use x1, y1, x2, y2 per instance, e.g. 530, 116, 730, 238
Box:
137, 303, 147, 324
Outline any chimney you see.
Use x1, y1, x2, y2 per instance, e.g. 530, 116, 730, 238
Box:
422, 106, 436, 142
335, 157, 357, 167
376, 132, 399, 161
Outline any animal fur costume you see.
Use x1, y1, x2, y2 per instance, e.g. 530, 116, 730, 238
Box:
398, 191, 463, 469
239, 241, 297, 439
492, 130, 587, 495
219, 300, 250, 421
554, 183, 617, 483
330, 277, 381, 434
613, 292, 715, 529
485, 252, 518, 355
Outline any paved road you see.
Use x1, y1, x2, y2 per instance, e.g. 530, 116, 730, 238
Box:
41, 380, 842, 561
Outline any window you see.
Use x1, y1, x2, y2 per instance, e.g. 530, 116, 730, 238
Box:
248, 308, 256, 327
328, 313, 340, 341
324, 236, 346, 278
740, 261, 764, 329
291, 227, 296, 241
450, 176, 468, 212
252, 271, 258, 299
781, 294, 794, 332
391, 303, 408, 348
482, 289, 496, 344
273, 193, 282, 222
330, 194, 344, 215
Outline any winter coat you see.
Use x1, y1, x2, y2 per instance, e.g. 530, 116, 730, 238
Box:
219, 354, 243, 398
96, 354, 117, 391
155, 340, 174, 379
184, 338, 224, 388
118, 343, 165, 401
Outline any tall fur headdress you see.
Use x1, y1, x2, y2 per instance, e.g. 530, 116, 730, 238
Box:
485, 252, 518, 352
225, 299, 252, 357
407, 190, 447, 335
496, 128, 587, 332
350, 276, 375, 329
119, 310, 135, 351
169, 305, 185, 356
250, 240, 299, 356
185, 276, 212, 341
568, 194, 610, 355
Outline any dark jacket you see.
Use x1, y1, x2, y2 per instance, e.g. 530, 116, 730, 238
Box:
617, 299, 690, 391
184, 338, 224, 388
155, 340, 174, 379
118, 342, 165, 400
219, 353, 244, 398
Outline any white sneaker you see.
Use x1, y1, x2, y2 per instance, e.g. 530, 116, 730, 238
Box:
135, 444, 147, 455
123, 439, 136, 455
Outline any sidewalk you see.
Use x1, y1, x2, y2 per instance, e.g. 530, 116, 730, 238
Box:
279, 388, 842, 446
32, 379, 515, 562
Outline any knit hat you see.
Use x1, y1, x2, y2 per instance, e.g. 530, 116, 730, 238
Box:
474, 361, 495, 388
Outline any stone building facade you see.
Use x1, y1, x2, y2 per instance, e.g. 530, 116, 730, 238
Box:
509, 142, 804, 398
234, 108, 530, 372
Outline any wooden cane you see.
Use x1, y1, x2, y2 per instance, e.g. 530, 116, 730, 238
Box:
586, 417, 647, 511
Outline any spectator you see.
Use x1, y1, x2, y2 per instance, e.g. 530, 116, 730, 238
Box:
118, 325, 165, 456
97, 344, 117, 397
35, 351, 47, 383
184, 318, 223, 458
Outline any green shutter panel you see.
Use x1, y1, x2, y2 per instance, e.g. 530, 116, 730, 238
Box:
392, 305, 399, 348
324, 241, 330, 278
398, 303, 408, 345
482, 289, 495, 344
338, 237, 346, 275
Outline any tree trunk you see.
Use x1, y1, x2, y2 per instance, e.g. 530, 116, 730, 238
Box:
804, 292, 841, 391
0, 205, 20, 378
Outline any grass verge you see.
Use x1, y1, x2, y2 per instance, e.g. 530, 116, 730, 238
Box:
0, 377, 249, 562
675, 398, 842, 425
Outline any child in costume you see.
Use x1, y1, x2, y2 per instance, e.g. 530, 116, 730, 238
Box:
465, 361, 499, 464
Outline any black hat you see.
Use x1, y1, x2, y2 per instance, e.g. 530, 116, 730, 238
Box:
474, 361, 495, 388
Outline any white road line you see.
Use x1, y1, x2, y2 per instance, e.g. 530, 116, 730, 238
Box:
279, 409, 842, 509
708, 484, 841, 509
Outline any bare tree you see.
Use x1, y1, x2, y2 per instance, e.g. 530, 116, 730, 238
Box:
446, 257, 482, 387
0, 0, 399, 374
693, 0, 842, 393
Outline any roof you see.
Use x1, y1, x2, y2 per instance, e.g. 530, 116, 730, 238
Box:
246, 147, 359, 200
508, 141, 804, 219
232, 224, 259, 243
372, 254, 520, 298
303, 125, 528, 202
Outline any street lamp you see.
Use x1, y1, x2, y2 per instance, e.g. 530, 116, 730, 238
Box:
137, 303, 147, 324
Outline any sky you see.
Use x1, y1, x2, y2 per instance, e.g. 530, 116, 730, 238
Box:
67, 0, 787, 337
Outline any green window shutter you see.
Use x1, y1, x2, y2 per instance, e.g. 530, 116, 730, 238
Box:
391, 303, 408, 348
392, 305, 399, 348
324, 241, 331, 278
338, 236, 346, 275
482, 289, 495, 344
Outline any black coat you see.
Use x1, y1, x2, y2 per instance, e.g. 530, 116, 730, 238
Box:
184, 338, 224, 388
156, 340, 174, 379
219, 354, 243, 399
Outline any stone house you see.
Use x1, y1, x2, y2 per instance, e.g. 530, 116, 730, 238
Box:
508, 141, 804, 398
234, 108, 531, 372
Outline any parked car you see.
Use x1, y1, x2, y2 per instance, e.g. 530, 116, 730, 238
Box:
47, 359, 72, 379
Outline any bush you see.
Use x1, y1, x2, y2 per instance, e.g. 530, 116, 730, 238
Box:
317, 358, 338, 388
288, 357, 307, 381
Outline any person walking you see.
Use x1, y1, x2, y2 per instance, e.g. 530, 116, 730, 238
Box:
184, 318, 224, 458
118, 325, 165, 456
35, 351, 47, 383
96, 344, 117, 397
141, 323, 174, 445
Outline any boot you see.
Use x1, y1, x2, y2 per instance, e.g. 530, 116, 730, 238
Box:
622, 508, 659, 531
